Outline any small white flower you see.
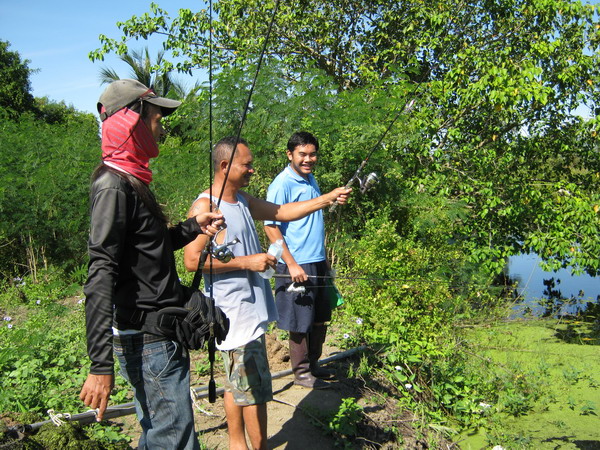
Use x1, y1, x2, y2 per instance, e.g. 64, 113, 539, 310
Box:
405, 383, 413, 390
479, 402, 491, 409
77, 298, 84, 304
492, 446, 505, 450
7, 324, 12, 329
355, 318, 363, 325
36, 300, 41, 305
3, 316, 11, 322
394, 365, 402, 371
13, 277, 22, 282
343, 333, 350, 339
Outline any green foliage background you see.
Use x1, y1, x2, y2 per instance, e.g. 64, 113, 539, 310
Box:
94, 0, 600, 275
0, 108, 99, 279
1, 0, 600, 446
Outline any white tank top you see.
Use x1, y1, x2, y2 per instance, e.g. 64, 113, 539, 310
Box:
198, 193, 278, 350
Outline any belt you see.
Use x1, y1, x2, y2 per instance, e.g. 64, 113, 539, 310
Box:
113, 332, 167, 346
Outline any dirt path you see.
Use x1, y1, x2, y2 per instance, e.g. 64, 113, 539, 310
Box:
115, 331, 445, 449
192, 368, 349, 449
118, 332, 435, 449
122, 333, 365, 449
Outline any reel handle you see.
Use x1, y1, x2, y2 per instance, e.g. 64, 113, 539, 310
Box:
210, 228, 240, 263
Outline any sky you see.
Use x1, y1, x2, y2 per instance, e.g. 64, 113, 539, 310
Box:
1, 1, 597, 118
1, 0, 205, 115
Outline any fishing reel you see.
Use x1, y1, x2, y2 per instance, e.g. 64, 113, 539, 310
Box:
329, 170, 379, 213
358, 172, 379, 194
210, 229, 240, 263
347, 171, 379, 194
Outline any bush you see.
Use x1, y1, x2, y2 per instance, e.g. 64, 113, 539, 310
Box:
0, 109, 99, 279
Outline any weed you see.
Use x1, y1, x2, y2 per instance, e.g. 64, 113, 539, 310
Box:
562, 366, 583, 384
356, 354, 372, 377
328, 397, 363, 438
69, 263, 88, 286
346, 362, 356, 379
579, 401, 597, 416
33, 422, 130, 449
549, 419, 567, 429
0, 270, 132, 444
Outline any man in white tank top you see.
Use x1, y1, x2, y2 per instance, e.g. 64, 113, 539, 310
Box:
184, 137, 351, 450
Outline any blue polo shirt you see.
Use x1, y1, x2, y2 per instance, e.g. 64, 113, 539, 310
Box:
265, 165, 326, 264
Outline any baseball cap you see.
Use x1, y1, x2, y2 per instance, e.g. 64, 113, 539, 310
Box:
97, 79, 182, 121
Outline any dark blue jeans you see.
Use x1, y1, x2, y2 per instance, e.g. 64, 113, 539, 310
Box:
114, 333, 199, 450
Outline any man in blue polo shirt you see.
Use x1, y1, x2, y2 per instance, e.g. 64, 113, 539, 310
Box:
265, 131, 351, 389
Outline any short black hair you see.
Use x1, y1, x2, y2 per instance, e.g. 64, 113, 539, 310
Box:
287, 131, 319, 153
213, 136, 249, 171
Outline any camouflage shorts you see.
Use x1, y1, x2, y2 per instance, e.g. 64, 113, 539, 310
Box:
221, 335, 273, 406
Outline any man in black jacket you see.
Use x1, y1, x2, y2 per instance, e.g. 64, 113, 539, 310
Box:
79, 79, 223, 450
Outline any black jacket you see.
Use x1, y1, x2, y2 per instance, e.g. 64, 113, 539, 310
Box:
83, 169, 201, 375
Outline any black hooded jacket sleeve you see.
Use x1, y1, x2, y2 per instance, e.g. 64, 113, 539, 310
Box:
83, 170, 202, 375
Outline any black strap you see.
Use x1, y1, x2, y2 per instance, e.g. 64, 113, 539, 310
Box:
191, 245, 218, 403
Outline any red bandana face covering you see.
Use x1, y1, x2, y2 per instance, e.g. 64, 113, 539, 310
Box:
100, 106, 159, 184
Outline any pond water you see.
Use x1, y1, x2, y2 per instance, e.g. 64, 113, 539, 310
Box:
506, 253, 600, 316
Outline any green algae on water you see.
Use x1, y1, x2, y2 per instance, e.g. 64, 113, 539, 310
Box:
458, 319, 600, 449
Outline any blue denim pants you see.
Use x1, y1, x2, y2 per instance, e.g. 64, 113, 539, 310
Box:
114, 333, 200, 450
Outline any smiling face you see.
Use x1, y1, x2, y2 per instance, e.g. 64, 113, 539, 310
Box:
227, 144, 255, 188
287, 144, 317, 179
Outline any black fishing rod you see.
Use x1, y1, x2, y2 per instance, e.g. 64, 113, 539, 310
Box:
199, 0, 281, 268
328, 98, 415, 213
191, 0, 280, 403
329, 2, 475, 214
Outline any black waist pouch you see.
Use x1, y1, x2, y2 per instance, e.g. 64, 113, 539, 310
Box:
153, 286, 229, 350
116, 287, 229, 351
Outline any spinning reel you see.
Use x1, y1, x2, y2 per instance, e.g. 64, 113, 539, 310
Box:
356, 172, 379, 194
345, 168, 379, 195
210, 228, 240, 263
329, 166, 379, 212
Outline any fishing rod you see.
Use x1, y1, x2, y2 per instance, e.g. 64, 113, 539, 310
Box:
185, 0, 280, 404
272, 273, 511, 290
200, 0, 281, 266
329, 2, 475, 214
189, 2, 280, 401
329, 99, 415, 213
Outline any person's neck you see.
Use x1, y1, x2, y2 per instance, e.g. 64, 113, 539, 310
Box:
290, 164, 309, 180
209, 179, 239, 203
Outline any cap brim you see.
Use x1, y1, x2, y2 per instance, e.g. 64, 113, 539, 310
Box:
145, 97, 182, 116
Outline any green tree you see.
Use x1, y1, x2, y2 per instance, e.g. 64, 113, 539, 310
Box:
90, 0, 600, 275
0, 40, 36, 117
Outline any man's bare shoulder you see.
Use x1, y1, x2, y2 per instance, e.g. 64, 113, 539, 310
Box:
239, 190, 263, 209
188, 193, 211, 218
